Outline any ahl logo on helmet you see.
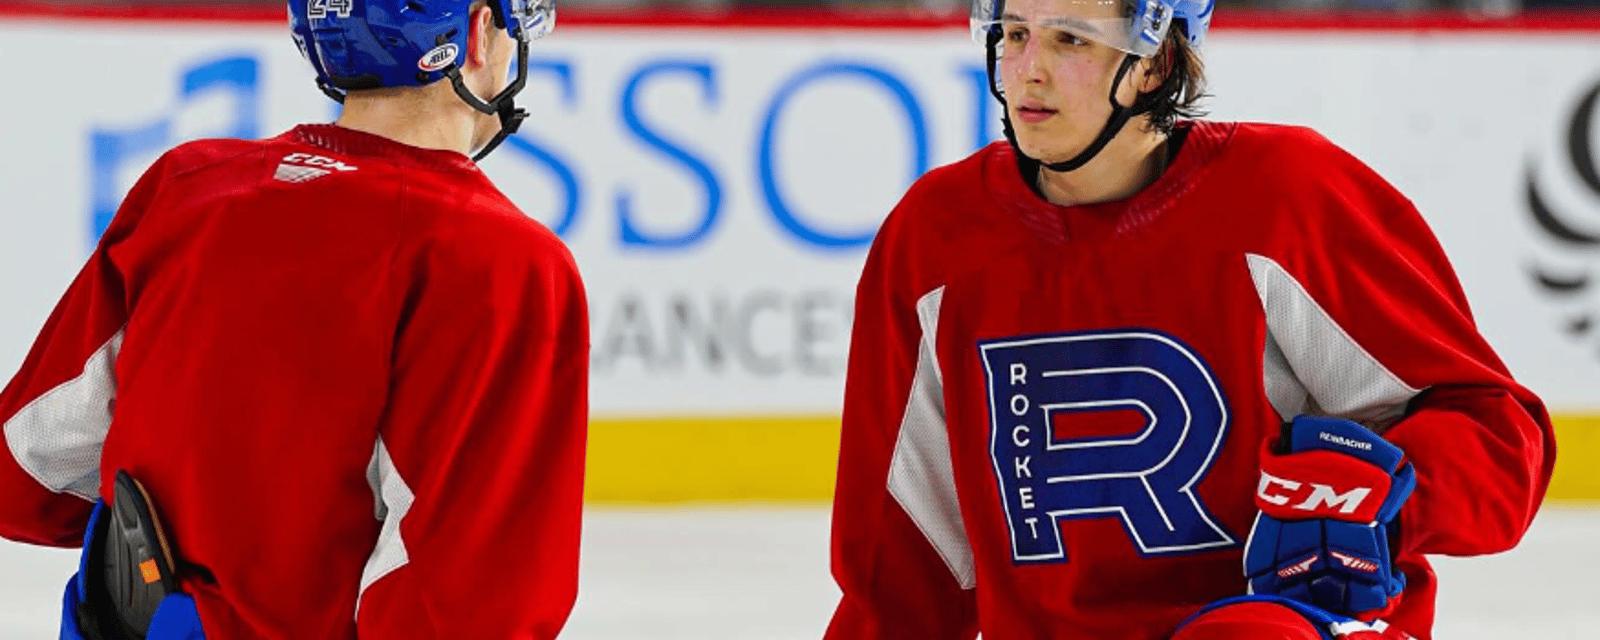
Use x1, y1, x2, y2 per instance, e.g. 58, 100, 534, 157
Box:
419, 44, 460, 72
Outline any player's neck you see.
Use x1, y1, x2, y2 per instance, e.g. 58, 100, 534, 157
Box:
334, 86, 478, 157
1036, 125, 1168, 207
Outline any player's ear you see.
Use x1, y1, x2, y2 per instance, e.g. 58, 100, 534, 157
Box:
467, 3, 495, 67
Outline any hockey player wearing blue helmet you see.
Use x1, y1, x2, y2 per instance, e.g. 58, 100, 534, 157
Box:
290, 0, 554, 161
972, 0, 1210, 199
824, 0, 1552, 636
19, 0, 589, 638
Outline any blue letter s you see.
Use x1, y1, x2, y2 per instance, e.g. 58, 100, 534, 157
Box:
616, 61, 722, 248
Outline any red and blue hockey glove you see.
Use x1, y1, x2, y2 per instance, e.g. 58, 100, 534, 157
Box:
1245, 415, 1416, 615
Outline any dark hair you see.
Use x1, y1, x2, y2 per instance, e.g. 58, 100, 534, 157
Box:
1132, 25, 1208, 133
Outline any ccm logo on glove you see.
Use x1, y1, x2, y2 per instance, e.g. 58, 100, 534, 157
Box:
1254, 445, 1395, 522
1257, 473, 1373, 515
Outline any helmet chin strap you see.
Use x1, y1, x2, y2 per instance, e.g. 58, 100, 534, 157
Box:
446, 36, 531, 162
468, 96, 528, 163
987, 30, 1153, 174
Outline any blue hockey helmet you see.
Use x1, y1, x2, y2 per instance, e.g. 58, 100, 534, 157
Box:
288, 0, 555, 160
1169, 0, 1214, 50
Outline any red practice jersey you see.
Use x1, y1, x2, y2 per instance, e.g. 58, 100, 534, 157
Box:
825, 121, 1555, 640
0, 125, 588, 639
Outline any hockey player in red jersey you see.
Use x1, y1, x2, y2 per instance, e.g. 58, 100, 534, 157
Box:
824, 0, 1555, 638
0, 0, 586, 638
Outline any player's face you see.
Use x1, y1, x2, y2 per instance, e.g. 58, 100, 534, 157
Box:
997, 0, 1149, 164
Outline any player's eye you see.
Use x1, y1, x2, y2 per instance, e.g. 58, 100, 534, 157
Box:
1005, 26, 1028, 42
1056, 32, 1089, 46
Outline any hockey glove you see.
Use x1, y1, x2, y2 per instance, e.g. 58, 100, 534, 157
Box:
1245, 415, 1416, 615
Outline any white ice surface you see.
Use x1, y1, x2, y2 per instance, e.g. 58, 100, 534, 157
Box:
0, 507, 1594, 638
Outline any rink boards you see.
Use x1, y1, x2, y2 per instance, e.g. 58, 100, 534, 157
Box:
0, 6, 1598, 502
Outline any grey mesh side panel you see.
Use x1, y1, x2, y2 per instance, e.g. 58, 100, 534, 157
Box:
886, 286, 976, 590
1261, 330, 1311, 422
1247, 254, 1422, 426
366, 442, 386, 520
2, 330, 123, 501
357, 437, 415, 618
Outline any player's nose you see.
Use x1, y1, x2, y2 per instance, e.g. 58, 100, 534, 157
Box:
1018, 40, 1049, 84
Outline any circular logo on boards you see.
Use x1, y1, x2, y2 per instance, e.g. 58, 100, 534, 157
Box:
1525, 77, 1600, 354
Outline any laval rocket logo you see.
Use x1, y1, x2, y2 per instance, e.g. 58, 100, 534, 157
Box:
1526, 78, 1600, 351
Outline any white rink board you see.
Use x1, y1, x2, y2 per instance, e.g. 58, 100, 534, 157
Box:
2, 19, 1599, 415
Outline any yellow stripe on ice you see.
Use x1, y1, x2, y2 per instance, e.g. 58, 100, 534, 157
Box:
585, 413, 1600, 505
585, 415, 841, 504
1547, 414, 1600, 503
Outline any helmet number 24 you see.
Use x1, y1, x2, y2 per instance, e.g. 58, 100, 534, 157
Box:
307, 0, 354, 19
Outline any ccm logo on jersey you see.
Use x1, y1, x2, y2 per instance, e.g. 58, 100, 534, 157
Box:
274, 153, 358, 184
284, 153, 357, 171
1256, 472, 1373, 516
